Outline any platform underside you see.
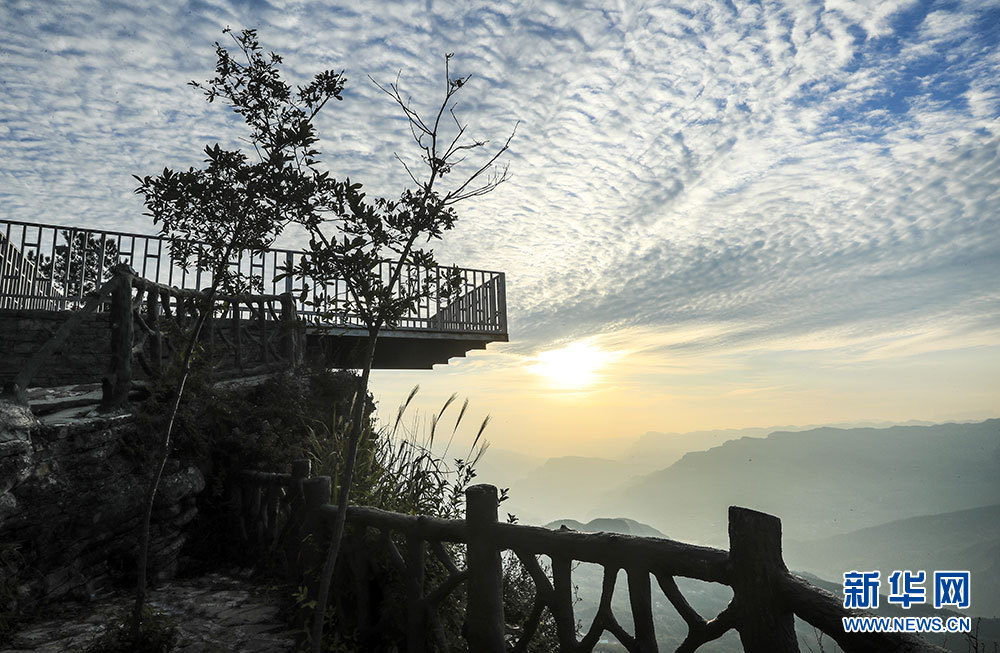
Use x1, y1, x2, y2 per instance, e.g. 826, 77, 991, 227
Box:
304, 327, 508, 370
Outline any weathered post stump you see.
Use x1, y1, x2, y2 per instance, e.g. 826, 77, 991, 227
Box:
405, 525, 427, 653
464, 484, 505, 653
99, 269, 133, 413
297, 475, 331, 645
279, 292, 301, 367
728, 506, 800, 653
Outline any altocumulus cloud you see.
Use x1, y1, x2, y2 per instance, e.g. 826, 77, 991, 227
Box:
1, 0, 998, 359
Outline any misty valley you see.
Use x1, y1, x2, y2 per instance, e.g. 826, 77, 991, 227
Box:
475, 420, 1000, 651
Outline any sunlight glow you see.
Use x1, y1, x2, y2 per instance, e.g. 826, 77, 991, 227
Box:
530, 341, 614, 390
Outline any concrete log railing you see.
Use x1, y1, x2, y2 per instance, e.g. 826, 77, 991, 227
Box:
3, 264, 303, 409
99, 265, 303, 411
234, 466, 948, 653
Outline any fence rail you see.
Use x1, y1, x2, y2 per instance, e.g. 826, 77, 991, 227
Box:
0, 218, 506, 335
3, 264, 302, 408
235, 463, 948, 653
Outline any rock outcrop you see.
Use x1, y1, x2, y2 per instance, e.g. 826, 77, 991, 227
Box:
0, 400, 204, 615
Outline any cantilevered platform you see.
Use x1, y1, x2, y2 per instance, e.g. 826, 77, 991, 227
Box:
0, 219, 508, 380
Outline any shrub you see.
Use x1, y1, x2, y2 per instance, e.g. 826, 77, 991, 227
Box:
297, 389, 486, 650
84, 604, 178, 653
131, 370, 561, 650
0, 543, 24, 646
296, 388, 561, 651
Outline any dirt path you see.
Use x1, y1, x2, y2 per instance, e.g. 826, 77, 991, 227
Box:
3, 573, 297, 652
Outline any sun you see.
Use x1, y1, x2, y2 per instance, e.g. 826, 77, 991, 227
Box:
530, 341, 613, 390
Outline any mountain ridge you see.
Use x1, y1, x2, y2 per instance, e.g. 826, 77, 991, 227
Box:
602, 419, 1000, 545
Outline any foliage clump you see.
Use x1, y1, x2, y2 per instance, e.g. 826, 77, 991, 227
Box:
130, 362, 371, 570
126, 363, 561, 651
84, 605, 178, 653
0, 544, 25, 646
291, 389, 561, 652
26, 232, 121, 298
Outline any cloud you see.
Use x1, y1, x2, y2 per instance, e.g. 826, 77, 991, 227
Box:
1, 0, 998, 371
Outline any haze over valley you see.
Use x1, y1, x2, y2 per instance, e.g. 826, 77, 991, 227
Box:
471, 418, 1000, 620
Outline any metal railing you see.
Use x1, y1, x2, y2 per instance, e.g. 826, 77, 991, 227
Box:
0, 219, 506, 335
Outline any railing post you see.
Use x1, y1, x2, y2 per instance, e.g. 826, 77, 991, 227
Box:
282, 459, 311, 571
258, 299, 269, 365
231, 467, 249, 543
405, 529, 427, 653
146, 283, 162, 376
464, 484, 505, 653
728, 506, 800, 653
551, 555, 578, 650
231, 297, 243, 372
627, 568, 659, 652
291, 457, 311, 480
99, 269, 133, 413
242, 473, 261, 544
280, 292, 300, 367
497, 273, 507, 334
435, 268, 444, 331
297, 475, 331, 644
285, 252, 295, 294
301, 475, 331, 563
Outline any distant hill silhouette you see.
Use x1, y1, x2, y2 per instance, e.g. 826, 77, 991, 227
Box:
504, 456, 645, 524
622, 420, 939, 469
603, 419, 1000, 545
543, 517, 666, 538
786, 503, 1000, 617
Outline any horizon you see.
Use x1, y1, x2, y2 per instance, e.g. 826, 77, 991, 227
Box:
2, 0, 999, 460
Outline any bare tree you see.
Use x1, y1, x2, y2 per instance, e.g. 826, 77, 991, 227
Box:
286, 54, 517, 652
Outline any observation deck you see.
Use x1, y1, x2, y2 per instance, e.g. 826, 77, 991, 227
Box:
0, 219, 507, 372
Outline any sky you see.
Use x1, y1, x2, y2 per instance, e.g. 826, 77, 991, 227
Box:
2, 0, 999, 458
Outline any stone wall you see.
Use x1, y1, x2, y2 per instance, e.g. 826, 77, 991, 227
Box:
0, 307, 289, 392
0, 309, 111, 388
0, 401, 204, 613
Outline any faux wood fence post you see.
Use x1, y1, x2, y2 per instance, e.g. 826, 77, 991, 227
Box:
279, 292, 299, 367
283, 459, 311, 575
232, 298, 243, 372
551, 556, 578, 650
405, 529, 426, 653
146, 283, 162, 376
99, 270, 133, 413
627, 568, 659, 652
728, 506, 800, 653
291, 458, 312, 478
464, 484, 505, 653
242, 477, 260, 545
264, 475, 280, 544
298, 475, 331, 643
258, 299, 269, 365
301, 475, 331, 571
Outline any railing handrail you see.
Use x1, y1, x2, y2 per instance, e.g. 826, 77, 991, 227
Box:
235, 467, 949, 653
0, 217, 507, 276
129, 272, 289, 303
0, 218, 508, 335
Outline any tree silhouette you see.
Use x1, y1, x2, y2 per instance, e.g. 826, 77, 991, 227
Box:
128, 28, 344, 644
28, 232, 121, 298
286, 53, 517, 652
